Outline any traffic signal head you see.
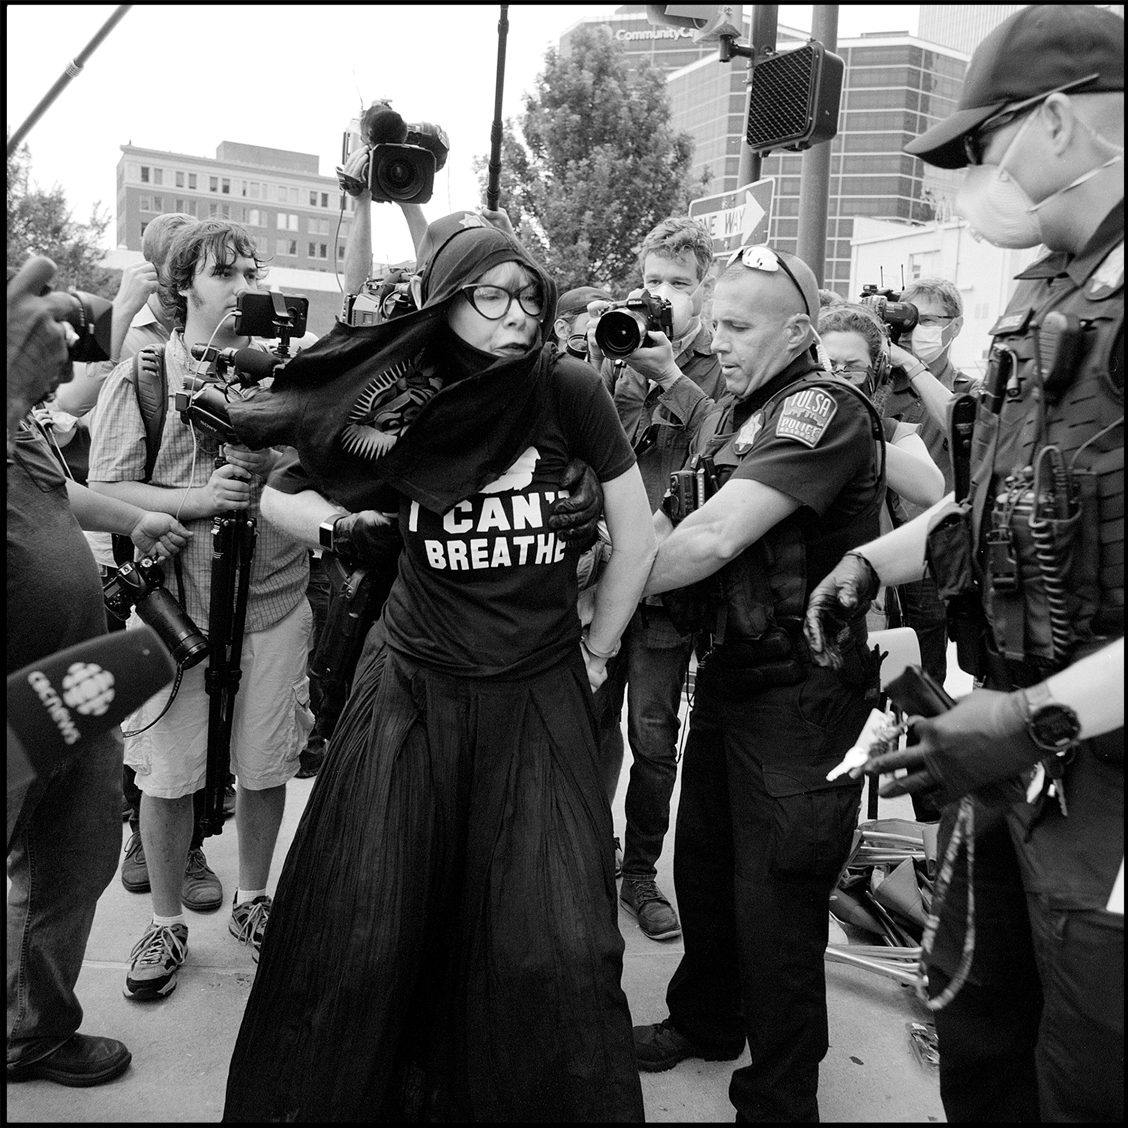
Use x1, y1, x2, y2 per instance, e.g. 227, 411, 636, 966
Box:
644, 4, 743, 42
745, 42, 844, 153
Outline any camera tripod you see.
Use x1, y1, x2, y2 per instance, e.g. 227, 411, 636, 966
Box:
200, 495, 257, 837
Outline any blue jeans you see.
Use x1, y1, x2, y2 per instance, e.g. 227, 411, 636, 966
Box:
7, 729, 122, 1063
595, 605, 692, 879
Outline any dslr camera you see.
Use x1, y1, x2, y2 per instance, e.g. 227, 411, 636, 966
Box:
338, 101, 450, 205
662, 456, 720, 525
859, 284, 918, 344
593, 290, 674, 359
103, 557, 209, 669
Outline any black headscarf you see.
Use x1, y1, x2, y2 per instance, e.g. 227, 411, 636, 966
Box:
228, 215, 558, 514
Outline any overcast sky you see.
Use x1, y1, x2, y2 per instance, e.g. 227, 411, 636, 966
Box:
7, 4, 919, 265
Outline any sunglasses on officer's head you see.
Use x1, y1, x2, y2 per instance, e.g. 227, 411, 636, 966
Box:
725, 244, 811, 319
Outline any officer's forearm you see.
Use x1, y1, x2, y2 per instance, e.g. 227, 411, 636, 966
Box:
852, 493, 953, 586
645, 479, 799, 596
644, 521, 728, 595
1043, 637, 1125, 739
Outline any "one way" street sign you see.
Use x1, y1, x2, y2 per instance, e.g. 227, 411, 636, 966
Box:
688, 178, 774, 258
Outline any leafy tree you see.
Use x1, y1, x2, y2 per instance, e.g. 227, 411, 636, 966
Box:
475, 25, 703, 293
7, 142, 120, 298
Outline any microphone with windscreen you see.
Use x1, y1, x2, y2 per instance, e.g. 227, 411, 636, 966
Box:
7, 626, 175, 792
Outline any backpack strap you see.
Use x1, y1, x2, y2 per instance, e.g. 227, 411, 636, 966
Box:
133, 344, 169, 484
111, 345, 169, 568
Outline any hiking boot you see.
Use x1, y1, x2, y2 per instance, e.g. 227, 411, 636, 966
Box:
120, 832, 149, 894
295, 738, 326, 780
613, 837, 623, 879
633, 1017, 743, 1073
123, 922, 188, 1002
181, 847, 223, 912
620, 875, 682, 940
229, 894, 272, 961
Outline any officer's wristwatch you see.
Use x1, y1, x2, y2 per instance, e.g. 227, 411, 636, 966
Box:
318, 514, 345, 554
1020, 684, 1081, 753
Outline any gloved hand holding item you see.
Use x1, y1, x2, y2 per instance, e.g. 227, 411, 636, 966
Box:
547, 459, 603, 549
330, 510, 403, 570
868, 688, 1048, 807
804, 551, 881, 669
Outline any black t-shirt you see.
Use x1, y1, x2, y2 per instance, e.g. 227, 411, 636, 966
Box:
269, 363, 637, 679
7, 421, 108, 674
384, 362, 635, 678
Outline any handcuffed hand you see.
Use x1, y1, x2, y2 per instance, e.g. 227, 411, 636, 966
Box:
130, 512, 191, 560
581, 640, 609, 693
331, 510, 403, 569
804, 551, 881, 669
867, 688, 1043, 807
548, 459, 603, 550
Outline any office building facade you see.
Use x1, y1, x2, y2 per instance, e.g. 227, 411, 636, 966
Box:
116, 141, 353, 274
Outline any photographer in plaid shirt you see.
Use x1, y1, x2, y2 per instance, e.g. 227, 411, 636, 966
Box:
87, 220, 313, 1002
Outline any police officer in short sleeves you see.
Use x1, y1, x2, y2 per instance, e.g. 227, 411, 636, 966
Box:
804, 7, 1124, 1122
632, 244, 884, 1122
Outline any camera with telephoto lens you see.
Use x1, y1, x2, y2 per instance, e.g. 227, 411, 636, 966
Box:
338, 101, 450, 205
859, 284, 918, 344
593, 290, 674, 359
103, 557, 209, 668
662, 456, 720, 525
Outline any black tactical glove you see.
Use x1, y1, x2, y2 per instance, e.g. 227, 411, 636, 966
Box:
547, 459, 603, 551
330, 511, 404, 570
804, 551, 881, 670
868, 688, 1045, 808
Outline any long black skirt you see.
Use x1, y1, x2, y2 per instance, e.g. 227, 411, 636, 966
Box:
223, 631, 644, 1122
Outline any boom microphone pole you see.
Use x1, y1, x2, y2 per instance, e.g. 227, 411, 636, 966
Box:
485, 4, 510, 211
8, 5, 132, 158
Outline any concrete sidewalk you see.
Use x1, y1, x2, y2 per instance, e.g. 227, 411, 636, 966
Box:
9, 680, 951, 1123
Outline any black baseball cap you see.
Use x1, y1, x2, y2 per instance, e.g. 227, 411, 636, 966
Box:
906, 5, 1124, 169
556, 286, 612, 321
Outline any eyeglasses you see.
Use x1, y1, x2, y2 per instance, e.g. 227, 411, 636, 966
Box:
916, 314, 955, 327
829, 363, 872, 385
961, 73, 1099, 165
725, 244, 811, 318
459, 283, 545, 320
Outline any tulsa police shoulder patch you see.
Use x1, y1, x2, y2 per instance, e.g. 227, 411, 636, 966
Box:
775, 387, 838, 448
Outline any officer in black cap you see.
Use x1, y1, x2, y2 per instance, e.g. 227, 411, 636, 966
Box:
805, 5, 1124, 1121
